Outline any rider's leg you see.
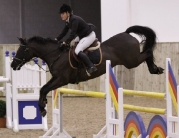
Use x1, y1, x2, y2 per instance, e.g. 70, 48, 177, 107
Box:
75, 31, 96, 54
78, 51, 97, 74
70, 36, 79, 46
74, 36, 79, 42
75, 31, 97, 74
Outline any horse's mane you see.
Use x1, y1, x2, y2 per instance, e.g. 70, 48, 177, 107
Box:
28, 36, 58, 44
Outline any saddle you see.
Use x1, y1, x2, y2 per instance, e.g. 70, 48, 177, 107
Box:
69, 38, 102, 69
70, 38, 99, 62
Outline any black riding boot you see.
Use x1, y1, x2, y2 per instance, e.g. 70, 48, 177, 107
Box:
78, 51, 97, 74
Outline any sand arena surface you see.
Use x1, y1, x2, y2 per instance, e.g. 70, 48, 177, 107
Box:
0, 96, 166, 138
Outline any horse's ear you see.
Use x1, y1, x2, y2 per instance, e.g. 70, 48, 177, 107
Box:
17, 37, 27, 45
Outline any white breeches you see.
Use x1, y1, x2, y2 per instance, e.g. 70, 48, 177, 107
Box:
75, 31, 96, 55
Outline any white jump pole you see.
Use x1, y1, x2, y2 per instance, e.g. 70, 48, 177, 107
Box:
4, 51, 12, 129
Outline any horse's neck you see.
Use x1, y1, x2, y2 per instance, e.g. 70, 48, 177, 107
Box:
32, 43, 60, 66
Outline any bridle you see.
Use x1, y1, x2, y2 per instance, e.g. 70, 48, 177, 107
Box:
13, 43, 66, 72
12, 44, 33, 69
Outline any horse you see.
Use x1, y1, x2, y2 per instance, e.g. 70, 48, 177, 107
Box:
11, 25, 164, 117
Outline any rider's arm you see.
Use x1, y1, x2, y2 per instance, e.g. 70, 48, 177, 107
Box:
56, 24, 69, 41
65, 19, 79, 44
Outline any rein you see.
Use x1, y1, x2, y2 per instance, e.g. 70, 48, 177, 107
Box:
36, 47, 61, 72
35, 52, 63, 72
40, 48, 59, 59
37, 46, 70, 72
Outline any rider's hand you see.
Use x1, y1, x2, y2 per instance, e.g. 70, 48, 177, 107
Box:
55, 38, 62, 43
59, 44, 64, 50
59, 42, 66, 50
59, 42, 70, 51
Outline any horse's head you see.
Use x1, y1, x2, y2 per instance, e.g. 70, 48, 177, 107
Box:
11, 38, 34, 70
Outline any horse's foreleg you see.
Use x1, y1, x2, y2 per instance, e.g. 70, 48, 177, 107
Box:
38, 85, 48, 117
38, 77, 62, 117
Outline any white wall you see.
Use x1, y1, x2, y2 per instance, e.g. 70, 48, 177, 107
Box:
131, 0, 179, 42
101, 0, 179, 42
101, 0, 130, 41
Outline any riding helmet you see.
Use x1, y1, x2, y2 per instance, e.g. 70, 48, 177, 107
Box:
59, 4, 72, 14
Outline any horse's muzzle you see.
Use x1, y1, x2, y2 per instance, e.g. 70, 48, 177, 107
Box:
11, 63, 21, 70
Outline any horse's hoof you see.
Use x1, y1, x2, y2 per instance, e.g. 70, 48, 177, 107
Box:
41, 110, 47, 117
157, 67, 164, 74
44, 99, 48, 104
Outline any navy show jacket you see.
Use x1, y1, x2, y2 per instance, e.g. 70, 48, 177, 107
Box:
57, 14, 95, 44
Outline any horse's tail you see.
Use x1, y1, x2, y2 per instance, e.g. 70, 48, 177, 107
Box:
125, 25, 157, 53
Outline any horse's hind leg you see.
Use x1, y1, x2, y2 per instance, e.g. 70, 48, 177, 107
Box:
123, 50, 149, 69
128, 49, 164, 74
144, 49, 164, 74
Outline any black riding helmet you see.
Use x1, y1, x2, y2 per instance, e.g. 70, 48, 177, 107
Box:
59, 4, 72, 14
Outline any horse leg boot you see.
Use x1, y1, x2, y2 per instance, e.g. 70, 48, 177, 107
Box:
78, 51, 97, 74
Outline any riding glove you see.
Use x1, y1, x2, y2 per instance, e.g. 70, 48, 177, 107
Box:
59, 43, 70, 51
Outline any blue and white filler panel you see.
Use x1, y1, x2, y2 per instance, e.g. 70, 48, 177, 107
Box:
18, 101, 42, 125
4, 52, 48, 132
13, 97, 48, 132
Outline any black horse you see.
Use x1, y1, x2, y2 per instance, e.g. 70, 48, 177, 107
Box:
11, 25, 164, 117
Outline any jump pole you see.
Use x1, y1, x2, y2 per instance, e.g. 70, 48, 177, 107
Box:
59, 88, 105, 98
60, 88, 165, 99
123, 104, 165, 114
4, 51, 12, 128
123, 89, 165, 99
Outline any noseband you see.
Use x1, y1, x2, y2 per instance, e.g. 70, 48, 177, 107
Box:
13, 44, 31, 67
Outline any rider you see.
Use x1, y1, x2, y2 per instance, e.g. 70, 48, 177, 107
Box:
55, 4, 97, 74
